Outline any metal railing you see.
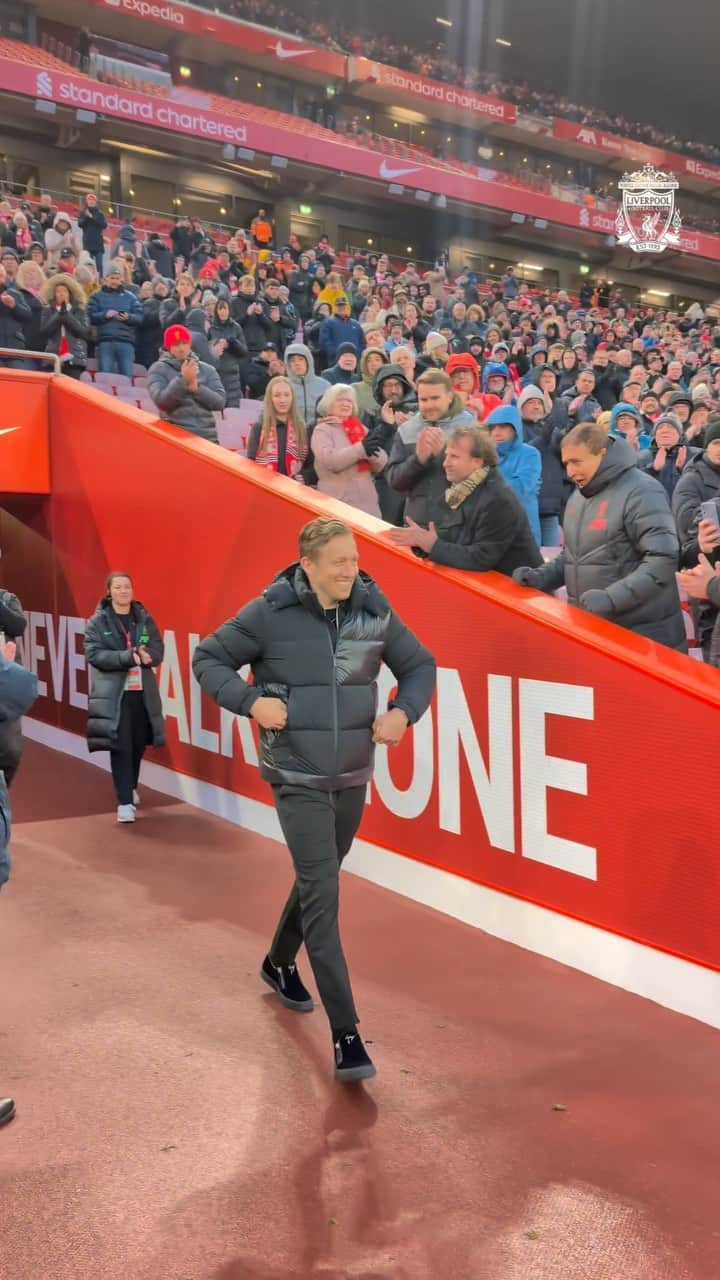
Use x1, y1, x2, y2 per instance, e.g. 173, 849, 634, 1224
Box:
0, 349, 61, 374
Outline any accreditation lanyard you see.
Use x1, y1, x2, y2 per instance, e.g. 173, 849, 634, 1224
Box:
118, 615, 143, 692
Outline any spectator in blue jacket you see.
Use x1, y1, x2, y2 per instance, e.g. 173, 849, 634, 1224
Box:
319, 297, 365, 366
486, 404, 542, 544
609, 401, 651, 451
518, 385, 566, 546
637, 413, 698, 501
87, 266, 143, 377
560, 368, 602, 426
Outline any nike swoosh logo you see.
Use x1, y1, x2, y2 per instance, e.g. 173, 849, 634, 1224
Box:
274, 41, 312, 59
378, 161, 420, 180
0, 427, 19, 436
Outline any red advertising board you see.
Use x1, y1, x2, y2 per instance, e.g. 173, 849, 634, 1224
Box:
552, 117, 668, 167
2, 374, 720, 978
682, 155, 720, 183
350, 56, 516, 124
0, 373, 50, 494
89, 0, 347, 78
3, 55, 720, 261
552, 118, 720, 187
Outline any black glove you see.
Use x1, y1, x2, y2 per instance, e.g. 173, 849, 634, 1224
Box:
362, 429, 383, 456
512, 566, 545, 588
580, 588, 614, 618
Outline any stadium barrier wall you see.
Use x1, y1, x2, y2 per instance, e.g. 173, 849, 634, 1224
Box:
2, 373, 718, 1024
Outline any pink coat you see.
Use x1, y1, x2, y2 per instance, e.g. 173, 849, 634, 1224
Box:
311, 418, 387, 518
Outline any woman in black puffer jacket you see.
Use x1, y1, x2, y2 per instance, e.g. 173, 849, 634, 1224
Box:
38, 272, 90, 378
84, 572, 165, 823
208, 298, 249, 406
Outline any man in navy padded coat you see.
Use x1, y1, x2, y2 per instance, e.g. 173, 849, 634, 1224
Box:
193, 516, 435, 1084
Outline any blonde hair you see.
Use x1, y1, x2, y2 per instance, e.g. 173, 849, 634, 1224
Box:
17, 260, 46, 295
316, 383, 358, 418
259, 376, 307, 454
299, 516, 353, 561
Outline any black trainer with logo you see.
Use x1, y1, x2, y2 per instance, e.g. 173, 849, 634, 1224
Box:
334, 1030, 376, 1082
261, 954, 314, 1012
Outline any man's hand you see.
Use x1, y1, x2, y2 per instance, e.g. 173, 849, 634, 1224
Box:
653, 447, 667, 472
426, 426, 445, 456
388, 517, 438, 553
415, 427, 433, 463
381, 400, 396, 425
2, 640, 16, 662
569, 395, 585, 415
580, 588, 615, 617
678, 554, 718, 602
250, 697, 288, 731
1, 291, 15, 309
676, 445, 687, 471
697, 518, 720, 556
512, 565, 544, 588
372, 707, 408, 746
182, 357, 197, 387
106, 309, 118, 319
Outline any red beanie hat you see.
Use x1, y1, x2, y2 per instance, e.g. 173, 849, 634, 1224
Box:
164, 324, 191, 349
445, 351, 480, 393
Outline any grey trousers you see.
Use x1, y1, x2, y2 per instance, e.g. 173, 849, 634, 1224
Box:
269, 783, 366, 1030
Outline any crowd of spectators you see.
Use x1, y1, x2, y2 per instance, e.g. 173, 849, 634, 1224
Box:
188, 0, 720, 168
2, 184, 720, 664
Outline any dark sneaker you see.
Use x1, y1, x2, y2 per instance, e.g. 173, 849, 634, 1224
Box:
0, 1097, 15, 1128
261, 955, 314, 1012
333, 1030, 376, 1083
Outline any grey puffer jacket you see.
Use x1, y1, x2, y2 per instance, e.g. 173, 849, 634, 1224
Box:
283, 342, 330, 427
531, 436, 686, 650
0, 655, 38, 888
385, 397, 475, 525
147, 351, 226, 441
84, 600, 165, 753
192, 564, 436, 791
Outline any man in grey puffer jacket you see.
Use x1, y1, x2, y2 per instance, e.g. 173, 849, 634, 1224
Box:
193, 515, 435, 1084
147, 323, 225, 442
513, 422, 686, 651
385, 368, 474, 525
284, 342, 329, 428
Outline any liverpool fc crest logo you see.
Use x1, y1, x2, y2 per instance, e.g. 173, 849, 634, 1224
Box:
615, 163, 682, 253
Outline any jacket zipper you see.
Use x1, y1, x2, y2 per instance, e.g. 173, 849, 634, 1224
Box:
325, 609, 339, 765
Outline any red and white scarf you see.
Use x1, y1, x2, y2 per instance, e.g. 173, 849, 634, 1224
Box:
258, 418, 306, 477
323, 415, 371, 471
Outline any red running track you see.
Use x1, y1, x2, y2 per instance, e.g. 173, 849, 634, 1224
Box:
1, 740, 718, 1280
